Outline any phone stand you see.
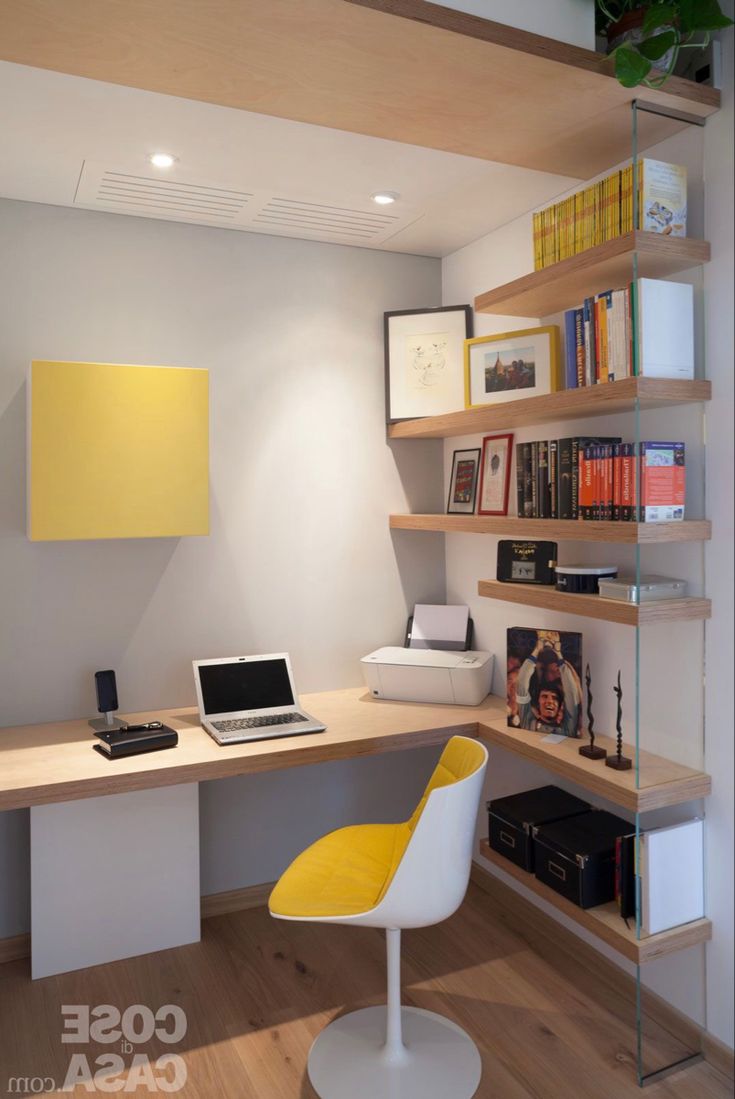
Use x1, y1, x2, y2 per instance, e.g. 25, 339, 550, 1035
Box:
88, 711, 125, 732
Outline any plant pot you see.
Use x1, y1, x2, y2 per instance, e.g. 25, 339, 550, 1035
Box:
606, 8, 676, 73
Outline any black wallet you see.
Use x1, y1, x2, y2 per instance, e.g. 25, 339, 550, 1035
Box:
93, 725, 178, 759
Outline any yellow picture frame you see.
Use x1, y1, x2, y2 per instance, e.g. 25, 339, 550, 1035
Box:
464, 325, 561, 409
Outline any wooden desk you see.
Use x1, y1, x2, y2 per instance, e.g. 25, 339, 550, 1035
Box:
1, 687, 493, 979
0, 686, 498, 812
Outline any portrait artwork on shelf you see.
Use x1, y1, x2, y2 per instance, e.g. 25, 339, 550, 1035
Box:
507, 627, 583, 738
447, 448, 481, 514
465, 326, 560, 408
478, 432, 513, 516
385, 305, 473, 422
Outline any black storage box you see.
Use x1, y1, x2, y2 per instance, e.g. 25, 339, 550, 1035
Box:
487, 785, 591, 872
534, 810, 631, 909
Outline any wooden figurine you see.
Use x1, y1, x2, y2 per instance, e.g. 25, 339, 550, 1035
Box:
579, 663, 606, 760
605, 670, 632, 771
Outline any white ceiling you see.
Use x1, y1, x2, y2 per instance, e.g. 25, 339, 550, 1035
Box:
0, 61, 580, 258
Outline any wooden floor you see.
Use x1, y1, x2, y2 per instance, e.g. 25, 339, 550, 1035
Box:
0, 882, 729, 1098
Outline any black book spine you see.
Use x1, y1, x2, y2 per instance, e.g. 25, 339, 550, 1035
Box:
515, 443, 525, 517
558, 437, 574, 520
549, 440, 558, 520
570, 438, 581, 520
537, 441, 549, 518
530, 441, 539, 518
522, 443, 534, 517
612, 442, 621, 522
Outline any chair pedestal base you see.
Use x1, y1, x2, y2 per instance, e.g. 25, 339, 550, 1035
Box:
307, 1005, 482, 1099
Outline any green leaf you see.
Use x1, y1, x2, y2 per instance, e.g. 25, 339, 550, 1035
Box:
613, 44, 654, 86
637, 29, 677, 59
642, 3, 677, 34
678, 0, 734, 34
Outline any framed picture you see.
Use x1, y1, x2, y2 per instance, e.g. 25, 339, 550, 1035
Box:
464, 325, 560, 408
478, 433, 513, 516
385, 305, 473, 423
506, 627, 583, 739
447, 448, 481, 514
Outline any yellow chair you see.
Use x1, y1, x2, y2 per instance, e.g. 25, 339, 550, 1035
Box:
269, 735, 488, 1099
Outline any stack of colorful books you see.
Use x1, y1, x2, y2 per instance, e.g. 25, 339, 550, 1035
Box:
532, 159, 687, 271
515, 438, 685, 523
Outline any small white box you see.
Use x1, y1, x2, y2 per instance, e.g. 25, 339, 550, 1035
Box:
636, 278, 694, 380
361, 647, 494, 706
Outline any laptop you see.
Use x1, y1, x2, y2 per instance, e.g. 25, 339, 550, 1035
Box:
193, 653, 326, 745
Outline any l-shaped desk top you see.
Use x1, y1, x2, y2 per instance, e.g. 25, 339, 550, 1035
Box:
0, 687, 502, 812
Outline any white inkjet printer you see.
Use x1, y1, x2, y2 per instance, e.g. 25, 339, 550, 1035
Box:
361, 604, 494, 706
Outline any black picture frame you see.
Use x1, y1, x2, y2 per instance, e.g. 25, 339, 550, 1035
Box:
384, 304, 473, 423
447, 447, 481, 515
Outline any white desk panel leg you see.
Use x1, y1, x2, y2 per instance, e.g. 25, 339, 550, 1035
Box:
31, 783, 200, 979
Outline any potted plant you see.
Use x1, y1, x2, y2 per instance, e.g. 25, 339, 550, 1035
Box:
596, 0, 733, 88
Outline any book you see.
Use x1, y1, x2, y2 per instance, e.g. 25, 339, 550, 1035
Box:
621, 442, 635, 521
640, 158, 688, 238
560, 436, 622, 520
640, 819, 703, 935
582, 297, 596, 387
515, 443, 526, 517
530, 441, 539, 518
532, 159, 687, 270
537, 441, 549, 518
522, 443, 534, 517
635, 278, 695, 380
574, 308, 585, 388
563, 309, 578, 390
548, 440, 558, 520
639, 441, 686, 522
615, 833, 637, 921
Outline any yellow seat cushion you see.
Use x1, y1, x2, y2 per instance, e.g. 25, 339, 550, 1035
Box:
269, 822, 412, 918
269, 737, 485, 920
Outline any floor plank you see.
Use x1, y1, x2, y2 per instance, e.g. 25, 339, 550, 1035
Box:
0, 883, 729, 1098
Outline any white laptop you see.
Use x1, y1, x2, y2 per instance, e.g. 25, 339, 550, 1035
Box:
193, 653, 326, 745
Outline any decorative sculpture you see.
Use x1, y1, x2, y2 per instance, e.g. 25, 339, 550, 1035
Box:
579, 664, 606, 760
605, 670, 632, 771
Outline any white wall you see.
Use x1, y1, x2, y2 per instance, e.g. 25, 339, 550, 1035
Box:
426, 0, 596, 49
442, 70, 734, 1044
0, 198, 446, 936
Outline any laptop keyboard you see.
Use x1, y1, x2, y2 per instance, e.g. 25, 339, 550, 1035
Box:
212, 713, 308, 733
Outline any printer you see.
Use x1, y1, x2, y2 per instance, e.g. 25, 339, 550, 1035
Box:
361, 604, 494, 706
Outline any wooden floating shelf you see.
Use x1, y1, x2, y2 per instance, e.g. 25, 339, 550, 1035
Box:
477, 580, 711, 626
478, 841, 712, 964
388, 377, 711, 439
475, 233, 711, 318
390, 515, 712, 544
0, 1, 719, 182
475, 715, 710, 813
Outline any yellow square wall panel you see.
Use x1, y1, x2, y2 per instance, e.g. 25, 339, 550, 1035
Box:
28, 361, 209, 540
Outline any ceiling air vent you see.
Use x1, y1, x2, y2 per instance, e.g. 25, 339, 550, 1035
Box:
74, 162, 420, 245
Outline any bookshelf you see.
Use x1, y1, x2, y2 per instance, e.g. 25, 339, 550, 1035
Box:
474, 710, 711, 813
477, 580, 711, 626
2, 1, 720, 180
389, 515, 712, 543
474, 233, 710, 318
478, 842, 712, 964
388, 378, 711, 439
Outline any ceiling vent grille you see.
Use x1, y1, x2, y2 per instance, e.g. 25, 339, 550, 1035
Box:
74, 162, 419, 246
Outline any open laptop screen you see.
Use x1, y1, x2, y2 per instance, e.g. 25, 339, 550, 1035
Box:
198, 658, 295, 714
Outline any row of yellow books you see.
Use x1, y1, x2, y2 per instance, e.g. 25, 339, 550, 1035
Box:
532, 159, 687, 271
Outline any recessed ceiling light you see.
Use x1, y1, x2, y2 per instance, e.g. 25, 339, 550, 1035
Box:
371, 191, 399, 205
149, 152, 177, 169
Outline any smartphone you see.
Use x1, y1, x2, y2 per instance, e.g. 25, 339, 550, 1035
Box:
95, 669, 119, 714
